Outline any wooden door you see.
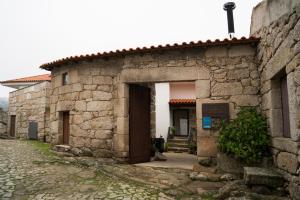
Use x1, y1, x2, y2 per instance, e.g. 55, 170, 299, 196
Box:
129, 84, 151, 164
173, 109, 189, 136
280, 76, 291, 138
10, 115, 16, 137
62, 112, 70, 144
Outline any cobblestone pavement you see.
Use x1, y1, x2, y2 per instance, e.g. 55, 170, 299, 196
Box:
0, 139, 203, 200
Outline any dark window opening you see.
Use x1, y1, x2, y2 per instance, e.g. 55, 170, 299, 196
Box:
62, 73, 69, 85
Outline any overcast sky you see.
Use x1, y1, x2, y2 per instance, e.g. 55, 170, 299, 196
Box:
0, 0, 262, 97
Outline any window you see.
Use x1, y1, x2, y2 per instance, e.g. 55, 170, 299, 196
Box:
62, 73, 69, 85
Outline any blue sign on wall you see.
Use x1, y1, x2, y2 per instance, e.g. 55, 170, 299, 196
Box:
202, 116, 212, 129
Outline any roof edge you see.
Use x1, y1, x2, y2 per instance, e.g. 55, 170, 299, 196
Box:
40, 36, 260, 71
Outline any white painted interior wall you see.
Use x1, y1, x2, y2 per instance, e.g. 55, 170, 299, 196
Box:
170, 82, 195, 99
155, 83, 170, 140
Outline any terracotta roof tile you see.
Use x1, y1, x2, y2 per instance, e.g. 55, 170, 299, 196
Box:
40, 36, 259, 70
169, 99, 196, 105
1, 74, 51, 83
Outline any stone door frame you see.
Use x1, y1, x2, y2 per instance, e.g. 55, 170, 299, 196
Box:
113, 66, 219, 160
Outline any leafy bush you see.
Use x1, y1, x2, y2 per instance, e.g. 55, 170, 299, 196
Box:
218, 107, 269, 163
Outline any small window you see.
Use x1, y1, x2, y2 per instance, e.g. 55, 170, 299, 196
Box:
62, 73, 69, 85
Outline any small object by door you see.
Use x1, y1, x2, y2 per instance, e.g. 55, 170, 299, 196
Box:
10, 115, 16, 137
62, 112, 70, 144
28, 121, 38, 140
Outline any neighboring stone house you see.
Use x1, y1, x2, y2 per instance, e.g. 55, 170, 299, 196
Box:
1, 74, 51, 141
250, 0, 300, 193
0, 108, 7, 138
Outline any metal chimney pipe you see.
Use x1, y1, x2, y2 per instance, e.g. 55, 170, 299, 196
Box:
223, 2, 236, 39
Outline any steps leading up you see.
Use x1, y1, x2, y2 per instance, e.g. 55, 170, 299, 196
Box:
167, 136, 189, 153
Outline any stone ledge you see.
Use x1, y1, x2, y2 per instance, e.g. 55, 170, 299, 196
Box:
271, 137, 300, 154
244, 167, 284, 188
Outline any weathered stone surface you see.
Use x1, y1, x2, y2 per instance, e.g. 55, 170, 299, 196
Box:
92, 76, 113, 85
205, 47, 227, 57
74, 101, 86, 111
288, 181, 300, 200
92, 91, 112, 101
277, 152, 299, 174
93, 149, 113, 158
244, 167, 284, 188
217, 153, 245, 175
197, 136, 218, 157
211, 82, 243, 96
230, 95, 259, 106
86, 101, 111, 111
228, 45, 255, 57
271, 137, 300, 154
195, 80, 210, 98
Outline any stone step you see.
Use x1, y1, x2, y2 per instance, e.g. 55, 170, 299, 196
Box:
168, 142, 189, 148
244, 167, 284, 188
53, 144, 71, 152
168, 146, 189, 153
168, 138, 189, 144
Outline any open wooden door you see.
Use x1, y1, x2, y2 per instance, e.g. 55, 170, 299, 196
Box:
62, 112, 70, 144
10, 115, 16, 137
129, 84, 151, 164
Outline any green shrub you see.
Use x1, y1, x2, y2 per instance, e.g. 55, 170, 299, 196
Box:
218, 107, 269, 163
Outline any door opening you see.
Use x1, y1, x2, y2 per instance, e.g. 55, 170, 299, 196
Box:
173, 109, 189, 136
10, 115, 16, 137
280, 76, 291, 138
62, 112, 70, 144
129, 84, 151, 164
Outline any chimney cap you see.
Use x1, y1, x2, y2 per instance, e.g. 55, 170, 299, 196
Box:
223, 2, 236, 11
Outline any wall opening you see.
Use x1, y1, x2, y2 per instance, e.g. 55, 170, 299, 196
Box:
280, 76, 291, 138
62, 111, 70, 145
10, 115, 16, 137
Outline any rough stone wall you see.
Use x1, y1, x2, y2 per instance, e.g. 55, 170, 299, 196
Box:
8, 81, 51, 141
49, 43, 258, 160
0, 109, 7, 137
251, 0, 300, 195
49, 62, 120, 157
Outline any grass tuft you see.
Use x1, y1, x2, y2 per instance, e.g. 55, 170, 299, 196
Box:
27, 140, 55, 157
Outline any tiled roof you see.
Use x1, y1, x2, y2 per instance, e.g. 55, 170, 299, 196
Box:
40, 36, 259, 70
169, 99, 196, 105
0, 74, 51, 83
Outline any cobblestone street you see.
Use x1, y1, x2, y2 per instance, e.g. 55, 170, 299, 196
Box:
0, 139, 204, 200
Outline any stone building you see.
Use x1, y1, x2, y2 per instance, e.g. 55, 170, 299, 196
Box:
0, 108, 7, 138
1, 74, 51, 141
250, 0, 300, 195
2, 0, 299, 193
40, 37, 260, 161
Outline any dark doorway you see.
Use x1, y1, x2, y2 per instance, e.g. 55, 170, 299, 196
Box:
10, 115, 16, 137
28, 121, 38, 140
173, 109, 189, 136
280, 76, 291, 138
129, 84, 151, 164
62, 112, 70, 144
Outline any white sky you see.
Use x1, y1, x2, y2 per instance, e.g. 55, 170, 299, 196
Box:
0, 0, 262, 97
